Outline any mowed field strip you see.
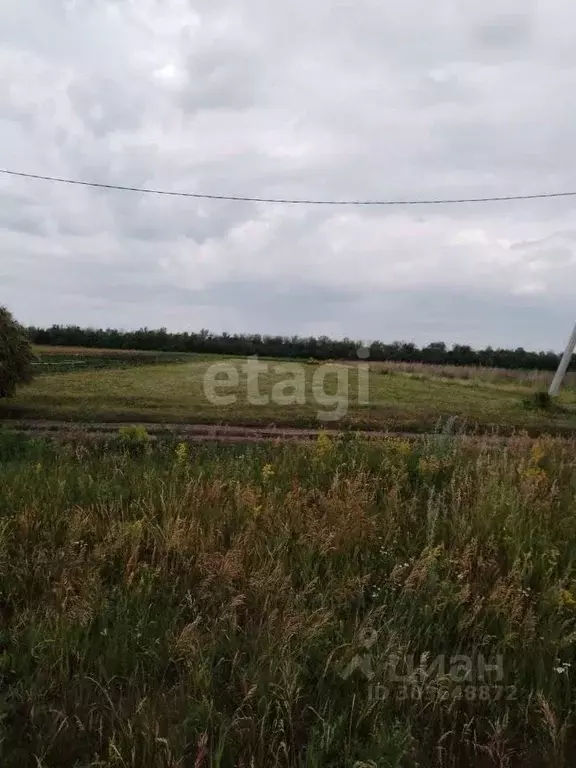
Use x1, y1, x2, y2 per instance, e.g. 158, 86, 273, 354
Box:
3, 349, 576, 435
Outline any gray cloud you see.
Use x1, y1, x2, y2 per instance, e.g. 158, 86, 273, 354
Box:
1, 0, 576, 350
472, 10, 533, 51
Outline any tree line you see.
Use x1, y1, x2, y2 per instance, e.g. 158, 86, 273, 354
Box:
27, 324, 573, 371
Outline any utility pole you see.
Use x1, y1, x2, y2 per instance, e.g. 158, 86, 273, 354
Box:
549, 322, 576, 397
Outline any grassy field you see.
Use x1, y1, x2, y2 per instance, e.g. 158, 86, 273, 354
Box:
1, 429, 576, 766
3, 351, 576, 435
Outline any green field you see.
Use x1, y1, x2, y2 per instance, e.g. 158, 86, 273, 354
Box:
1, 430, 576, 766
3, 352, 576, 435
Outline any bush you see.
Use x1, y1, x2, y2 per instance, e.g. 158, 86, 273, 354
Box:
524, 391, 553, 410
0, 429, 51, 461
117, 425, 151, 454
0, 306, 35, 397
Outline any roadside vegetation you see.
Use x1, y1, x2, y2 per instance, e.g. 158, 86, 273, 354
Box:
1, 429, 576, 766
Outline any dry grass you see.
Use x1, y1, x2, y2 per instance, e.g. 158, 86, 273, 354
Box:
1, 429, 576, 766
360, 360, 576, 388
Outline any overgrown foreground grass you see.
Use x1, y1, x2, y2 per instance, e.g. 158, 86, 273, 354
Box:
1, 431, 576, 766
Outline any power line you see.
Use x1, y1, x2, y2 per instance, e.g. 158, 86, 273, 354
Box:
1, 167, 576, 206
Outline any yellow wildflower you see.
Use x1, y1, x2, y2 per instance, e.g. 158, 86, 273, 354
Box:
520, 465, 547, 488
530, 441, 546, 466
174, 442, 189, 464
394, 439, 411, 457
261, 463, 275, 481
315, 430, 333, 456
558, 589, 576, 608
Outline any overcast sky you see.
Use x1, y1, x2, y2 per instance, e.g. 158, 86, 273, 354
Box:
2, 0, 576, 349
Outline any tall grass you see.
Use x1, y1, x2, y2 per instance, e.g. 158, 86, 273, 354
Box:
366, 360, 575, 389
1, 430, 576, 766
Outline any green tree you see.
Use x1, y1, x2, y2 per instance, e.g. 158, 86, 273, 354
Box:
0, 306, 35, 397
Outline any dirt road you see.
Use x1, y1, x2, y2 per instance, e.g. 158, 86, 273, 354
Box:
4, 419, 387, 444
2, 419, 544, 445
